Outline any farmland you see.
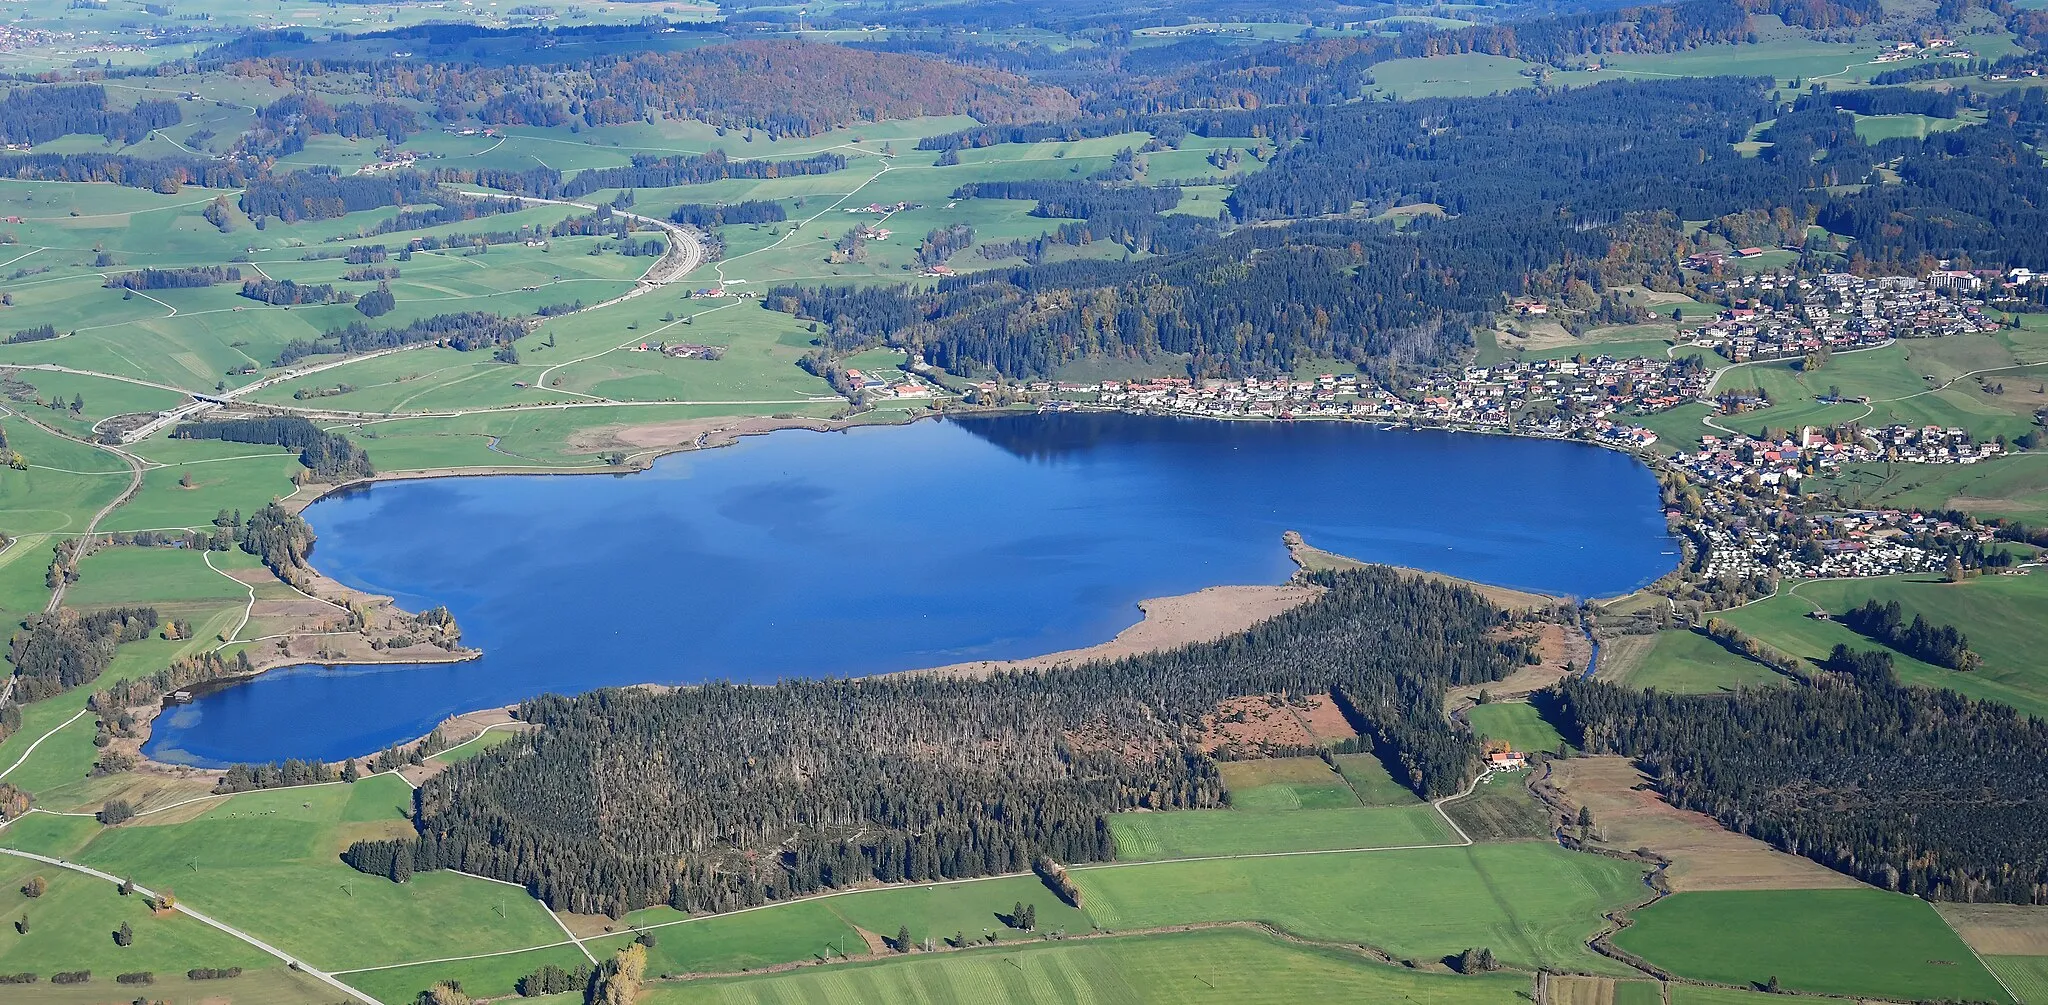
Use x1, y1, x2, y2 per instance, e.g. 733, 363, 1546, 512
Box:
1722, 571, 2048, 719
0, 0, 2034, 1000
637, 928, 1535, 1005
1074, 843, 1648, 974
1613, 889, 2010, 1002
1597, 629, 1789, 693
1463, 702, 1569, 754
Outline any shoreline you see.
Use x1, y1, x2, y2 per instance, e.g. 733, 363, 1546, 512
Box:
125, 407, 1661, 772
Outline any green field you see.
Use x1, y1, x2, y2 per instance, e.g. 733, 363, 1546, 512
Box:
1109, 805, 1454, 860
1464, 702, 1568, 754
1606, 629, 1788, 692
75, 776, 569, 972
341, 943, 593, 1005
1332, 752, 1425, 806
1616, 890, 2009, 1002
1724, 572, 2048, 718
637, 927, 1534, 1005
1075, 843, 1646, 974
1217, 756, 1361, 810
1440, 771, 1555, 841
0, 847, 274, 980
1821, 453, 2048, 521
1989, 956, 2048, 1005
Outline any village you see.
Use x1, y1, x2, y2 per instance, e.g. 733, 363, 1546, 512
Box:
1680, 270, 2002, 363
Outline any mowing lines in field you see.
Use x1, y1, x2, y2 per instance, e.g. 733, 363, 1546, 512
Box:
1988, 957, 2048, 1005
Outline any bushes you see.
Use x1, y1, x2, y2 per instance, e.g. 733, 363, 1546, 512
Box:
116, 971, 153, 984
96, 799, 135, 826
187, 967, 243, 980
51, 971, 89, 984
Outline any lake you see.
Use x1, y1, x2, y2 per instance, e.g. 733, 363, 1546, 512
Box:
144, 413, 1677, 765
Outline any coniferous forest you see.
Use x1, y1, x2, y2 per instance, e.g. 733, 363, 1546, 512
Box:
350, 568, 1523, 916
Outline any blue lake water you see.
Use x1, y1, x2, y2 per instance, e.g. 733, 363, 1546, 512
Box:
144, 413, 1677, 766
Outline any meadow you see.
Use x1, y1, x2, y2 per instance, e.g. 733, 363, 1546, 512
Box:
1108, 805, 1454, 860
1216, 755, 1361, 809
1614, 889, 2009, 1002
635, 927, 1536, 1005
1723, 571, 2048, 719
1463, 702, 1568, 754
1073, 843, 1647, 974
1600, 628, 1789, 693
76, 775, 571, 973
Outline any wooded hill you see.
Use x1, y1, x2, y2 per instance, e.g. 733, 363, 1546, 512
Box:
222, 40, 1079, 138
766, 75, 2048, 380
350, 567, 1526, 916
1557, 647, 2048, 904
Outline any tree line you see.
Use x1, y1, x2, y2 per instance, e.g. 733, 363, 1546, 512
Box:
103, 266, 241, 291
274, 311, 526, 366
8, 608, 159, 703
343, 567, 1525, 917
172, 416, 375, 482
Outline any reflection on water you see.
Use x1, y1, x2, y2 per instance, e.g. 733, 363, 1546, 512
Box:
146, 413, 1675, 765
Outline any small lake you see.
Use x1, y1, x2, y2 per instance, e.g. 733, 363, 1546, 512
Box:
145, 413, 1677, 766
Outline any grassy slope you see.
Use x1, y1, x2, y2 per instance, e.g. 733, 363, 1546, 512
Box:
76, 776, 566, 972
1614, 889, 2009, 1002
1074, 843, 1645, 974
1109, 805, 1453, 860
0, 850, 272, 979
636, 928, 1534, 1005
1609, 629, 1788, 692
1464, 702, 1568, 753
1724, 572, 2048, 719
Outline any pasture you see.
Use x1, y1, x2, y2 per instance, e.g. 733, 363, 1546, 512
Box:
636, 927, 1535, 1005
75, 775, 569, 973
1333, 752, 1424, 806
0, 848, 272, 980
1074, 843, 1647, 974
1614, 889, 2009, 1002
1723, 571, 2048, 719
1217, 756, 1359, 809
1108, 805, 1454, 860
1599, 629, 1788, 693
1464, 702, 1568, 753
1441, 770, 1554, 841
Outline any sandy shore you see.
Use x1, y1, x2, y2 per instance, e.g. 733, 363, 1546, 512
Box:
900, 583, 1324, 678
